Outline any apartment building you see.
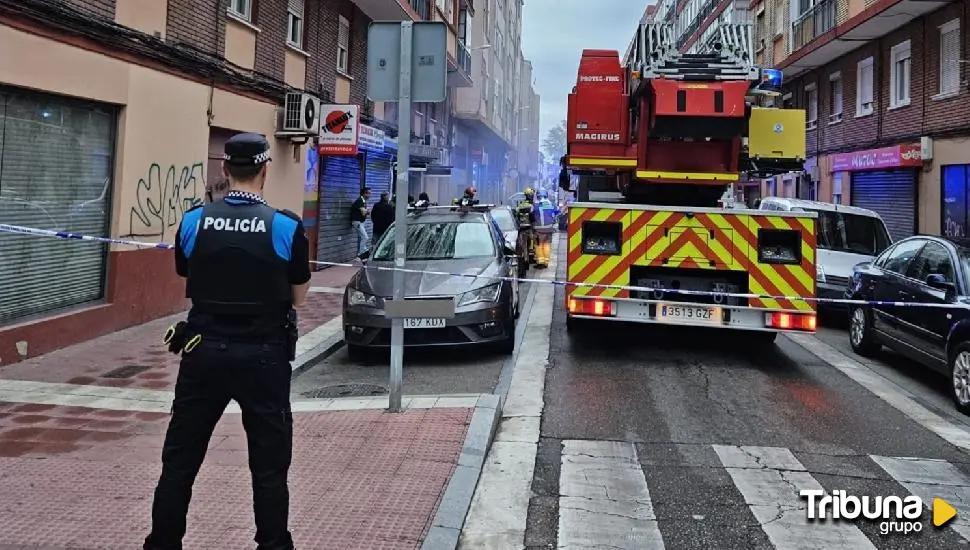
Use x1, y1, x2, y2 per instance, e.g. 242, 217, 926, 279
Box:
454, 0, 538, 203
510, 57, 541, 192
757, 0, 970, 241
0, 0, 476, 364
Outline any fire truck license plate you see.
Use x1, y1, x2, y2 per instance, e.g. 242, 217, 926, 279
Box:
658, 304, 720, 324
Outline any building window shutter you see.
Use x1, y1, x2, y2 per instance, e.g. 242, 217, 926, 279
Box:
940, 20, 960, 95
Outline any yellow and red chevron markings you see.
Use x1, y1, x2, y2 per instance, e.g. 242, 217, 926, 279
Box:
566, 206, 816, 311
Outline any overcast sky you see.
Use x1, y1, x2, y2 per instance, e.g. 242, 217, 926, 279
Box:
521, 0, 651, 154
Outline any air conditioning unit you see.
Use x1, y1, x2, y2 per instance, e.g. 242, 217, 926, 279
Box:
276, 92, 320, 137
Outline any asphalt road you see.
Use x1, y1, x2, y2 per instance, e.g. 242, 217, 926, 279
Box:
291, 281, 537, 399
524, 263, 970, 549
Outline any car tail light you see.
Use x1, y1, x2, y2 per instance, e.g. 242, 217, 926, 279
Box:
766, 312, 816, 331
567, 297, 616, 317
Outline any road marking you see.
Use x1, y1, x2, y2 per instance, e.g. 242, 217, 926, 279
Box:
459, 234, 559, 550
870, 455, 970, 539
713, 445, 875, 549
787, 333, 970, 453
0, 377, 487, 413
559, 440, 664, 549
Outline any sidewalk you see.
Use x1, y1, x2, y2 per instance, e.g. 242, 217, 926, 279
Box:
0, 264, 484, 548
0, 265, 358, 393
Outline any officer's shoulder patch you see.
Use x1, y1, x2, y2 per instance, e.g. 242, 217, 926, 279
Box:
277, 209, 302, 222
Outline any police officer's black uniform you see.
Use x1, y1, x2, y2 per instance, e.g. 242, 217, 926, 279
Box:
144, 133, 310, 550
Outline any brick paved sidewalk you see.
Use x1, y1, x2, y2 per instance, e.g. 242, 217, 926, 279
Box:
0, 266, 358, 392
0, 401, 471, 549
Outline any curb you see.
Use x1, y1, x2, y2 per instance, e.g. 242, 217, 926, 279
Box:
421, 393, 503, 550
290, 331, 344, 379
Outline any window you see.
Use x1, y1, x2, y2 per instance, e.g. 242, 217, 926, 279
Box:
804, 83, 818, 129
856, 57, 874, 116
0, 89, 116, 322
881, 239, 924, 274
229, 0, 252, 21
828, 72, 843, 123
939, 19, 961, 96
907, 242, 955, 284
812, 210, 892, 256
942, 164, 970, 238
337, 16, 350, 73
286, 0, 305, 48
373, 221, 496, 260
889, 40, 911, 108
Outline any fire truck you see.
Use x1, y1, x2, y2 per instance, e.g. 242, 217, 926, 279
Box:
559, 21, 817, 342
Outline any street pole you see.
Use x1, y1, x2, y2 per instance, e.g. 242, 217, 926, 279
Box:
388, 21, 413, 413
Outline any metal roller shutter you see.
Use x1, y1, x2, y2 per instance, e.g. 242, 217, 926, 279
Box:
850, 169, 917, 241
317, 154, 364, 263
364, 150, 393, 199
0, 88, 115, 323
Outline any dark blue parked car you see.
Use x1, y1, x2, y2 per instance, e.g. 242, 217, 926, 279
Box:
846, 235, 970, 415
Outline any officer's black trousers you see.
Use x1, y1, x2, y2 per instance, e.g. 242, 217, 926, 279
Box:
144, 340, 294, 550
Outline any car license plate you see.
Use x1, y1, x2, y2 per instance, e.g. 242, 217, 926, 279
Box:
658, 304, 720, 324
403, 318, 446, 329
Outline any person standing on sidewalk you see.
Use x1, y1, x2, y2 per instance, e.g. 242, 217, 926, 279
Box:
371, 192, 394, 244
350, 187, 371, 258
144, 132, 310, 550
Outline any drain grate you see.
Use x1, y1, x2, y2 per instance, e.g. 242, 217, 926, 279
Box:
301, 383, 388, 399
102, 365, 153, 379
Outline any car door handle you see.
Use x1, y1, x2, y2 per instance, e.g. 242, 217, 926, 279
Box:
898, 290, 912, 300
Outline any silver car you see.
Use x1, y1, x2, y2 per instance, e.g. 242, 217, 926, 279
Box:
342, 208, 520, 361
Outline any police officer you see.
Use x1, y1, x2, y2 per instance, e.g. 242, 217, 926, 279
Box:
517, 188, 537, 262
144, 133, 310, 550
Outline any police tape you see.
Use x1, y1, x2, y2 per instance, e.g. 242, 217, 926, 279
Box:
1, 222, 967, 310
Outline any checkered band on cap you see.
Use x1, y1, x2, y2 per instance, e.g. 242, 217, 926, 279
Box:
223, 151, 271, 164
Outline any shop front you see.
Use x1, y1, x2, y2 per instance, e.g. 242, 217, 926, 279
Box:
925, 136, 970, 237
317, 104, 364, 264
830, 143, 922, 242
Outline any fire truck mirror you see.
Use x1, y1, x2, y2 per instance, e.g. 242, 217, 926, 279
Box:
581, 221, 623, 255
757, 228, 802, 265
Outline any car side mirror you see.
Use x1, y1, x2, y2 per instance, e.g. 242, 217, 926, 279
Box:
359, 249, 371, 262
503, 245, 516, 257
926, 273, 956, 293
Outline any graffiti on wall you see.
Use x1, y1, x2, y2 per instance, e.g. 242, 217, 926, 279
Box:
122, 162, 205, 240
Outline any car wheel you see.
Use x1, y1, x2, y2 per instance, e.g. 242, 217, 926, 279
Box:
498, 304, 516, 354
950, 342, 970, 416
346, 344, 366, 362
848, 306, 880, 357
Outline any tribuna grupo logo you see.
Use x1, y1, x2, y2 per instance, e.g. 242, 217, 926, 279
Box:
800, 489, 934, 535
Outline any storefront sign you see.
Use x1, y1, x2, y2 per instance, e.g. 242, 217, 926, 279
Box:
358, 124, 385, 152
830, 143, 922, 172
317, 104, 359, 155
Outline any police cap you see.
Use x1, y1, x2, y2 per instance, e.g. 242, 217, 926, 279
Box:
224, 132, 272, 166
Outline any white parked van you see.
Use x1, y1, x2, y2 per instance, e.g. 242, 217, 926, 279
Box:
758, 197, 893, 309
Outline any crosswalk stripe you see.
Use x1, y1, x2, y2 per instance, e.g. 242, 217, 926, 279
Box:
559, 440, 664, 549
870, 456, 970, 539
713, 445, 876, 549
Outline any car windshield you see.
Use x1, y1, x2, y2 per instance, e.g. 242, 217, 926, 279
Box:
491, 208, 516, 232
372, 220, 496, 261
811, 209, 892, 256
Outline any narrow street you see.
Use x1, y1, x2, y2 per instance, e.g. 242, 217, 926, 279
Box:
461, 239, 970, 550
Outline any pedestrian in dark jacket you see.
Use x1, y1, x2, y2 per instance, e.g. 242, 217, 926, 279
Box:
371, 192, 394, 243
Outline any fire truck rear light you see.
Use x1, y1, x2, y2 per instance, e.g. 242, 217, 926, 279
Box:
766, 312, 816, 331
568, 298, 616, 317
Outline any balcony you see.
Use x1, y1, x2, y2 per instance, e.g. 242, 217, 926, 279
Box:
790, 0, 839, 52
350, 0, 422, 22
780, 0, 950, 77
448, 41, 473, 87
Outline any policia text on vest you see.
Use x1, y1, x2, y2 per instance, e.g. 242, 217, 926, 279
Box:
143, 133, 310, 550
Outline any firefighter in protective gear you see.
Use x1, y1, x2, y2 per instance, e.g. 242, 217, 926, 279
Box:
452, 187, 478, 208
533, 191, 555, 268
516, 188, 537, 263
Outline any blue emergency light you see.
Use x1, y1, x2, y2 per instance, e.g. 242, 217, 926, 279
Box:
760, 68, 784, 91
